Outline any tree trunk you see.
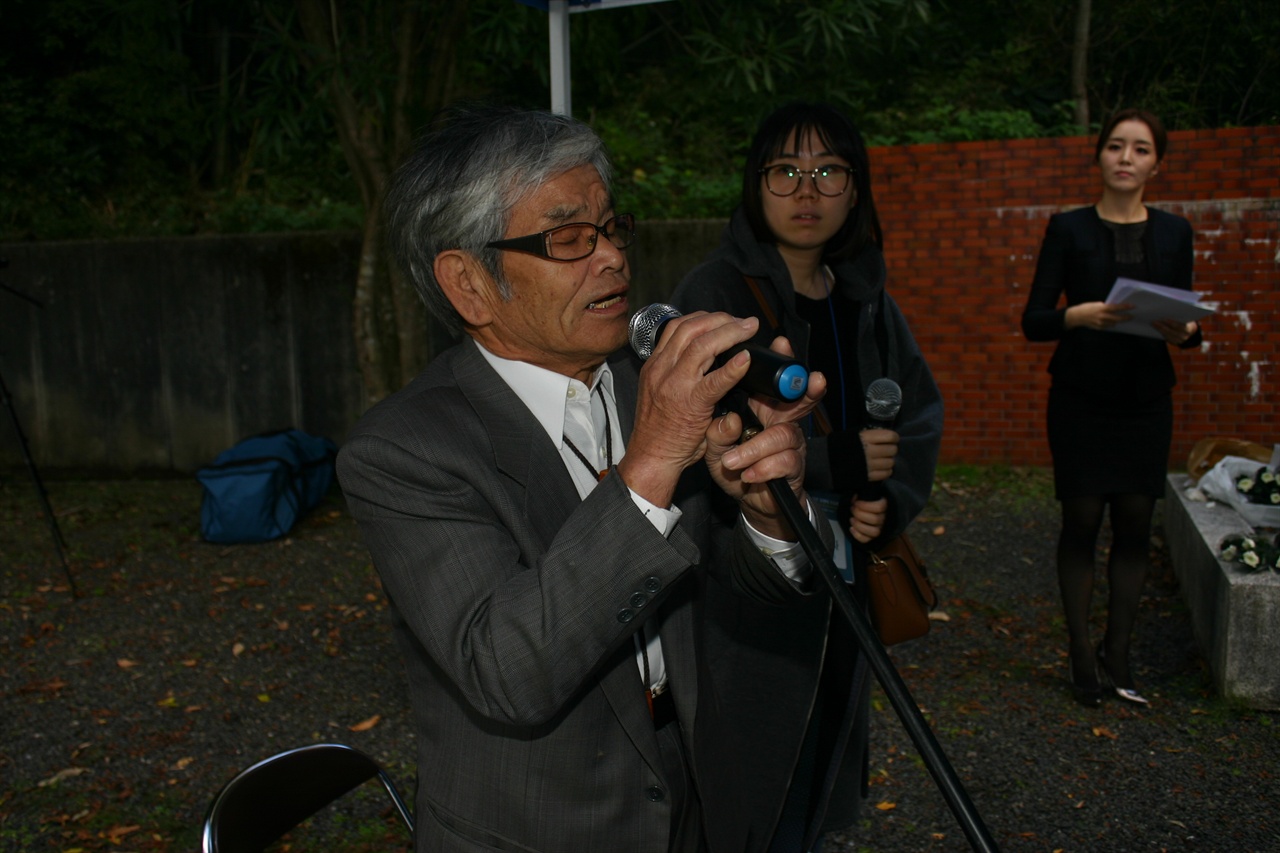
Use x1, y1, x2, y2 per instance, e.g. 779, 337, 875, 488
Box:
1071, 0, 1092, 132
353, 210, 394, 404
289, 0, 468, 404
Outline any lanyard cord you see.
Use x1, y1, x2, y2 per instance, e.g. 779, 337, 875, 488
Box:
821, 266, 849, 431
562, 383, 613, 482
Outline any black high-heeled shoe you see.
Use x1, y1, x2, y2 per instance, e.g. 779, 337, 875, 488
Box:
1097, 644, 1150, 706
1069, 650, 1103, 708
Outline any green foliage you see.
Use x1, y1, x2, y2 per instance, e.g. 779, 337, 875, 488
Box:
596, 109, 743, 219
1, 0, 1276, 240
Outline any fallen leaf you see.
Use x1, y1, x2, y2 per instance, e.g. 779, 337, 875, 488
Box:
1091, 726, 1118, 740
875, 801, 897, 811
29, 678, 68, 692
157, 695, 178, 708
105, 825, 140, 839
116, 659, 139, 669
232, 642, 245, 657
932, 525, 946, 536
174, 757, 195, 770
180, 659, 198, 667
257, 693, 271, 703
297, 603, 316, 612
928, 611, 951, 622
37, 767, 89, 787
349, 714, 381, 732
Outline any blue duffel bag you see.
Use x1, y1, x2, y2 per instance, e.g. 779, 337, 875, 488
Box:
197, 429, 337, 543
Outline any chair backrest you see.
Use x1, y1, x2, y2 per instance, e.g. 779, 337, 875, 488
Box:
200, 743, 414, 853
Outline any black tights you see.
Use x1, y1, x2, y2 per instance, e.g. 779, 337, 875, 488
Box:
1057, 493, 1154, 688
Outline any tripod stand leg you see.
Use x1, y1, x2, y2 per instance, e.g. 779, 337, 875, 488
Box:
0, 371, 78, 597
730, 393, 999, 851
765, 475, 998, 851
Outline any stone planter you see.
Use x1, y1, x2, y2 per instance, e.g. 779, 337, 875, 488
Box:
1164, 473, 1280, 709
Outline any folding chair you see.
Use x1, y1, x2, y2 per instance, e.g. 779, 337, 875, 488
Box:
200, 742, 414, 853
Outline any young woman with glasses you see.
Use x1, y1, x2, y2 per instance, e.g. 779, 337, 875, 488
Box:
672, 101, 942, 852
1022, 109, 1201, 709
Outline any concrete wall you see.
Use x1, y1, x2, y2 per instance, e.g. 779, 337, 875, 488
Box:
1164, 473, 1280, 709
1, 126, 1275, 474
0, 223, 724, 474
0, 233, 365, 473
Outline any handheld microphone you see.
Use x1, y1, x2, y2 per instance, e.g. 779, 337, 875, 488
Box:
864, 378, 902, 429
860, 378, 902, 501
628, 303, 809, 401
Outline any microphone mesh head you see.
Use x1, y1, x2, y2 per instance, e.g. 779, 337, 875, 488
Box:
628, 303, 682, 360
865, 377, 903, 422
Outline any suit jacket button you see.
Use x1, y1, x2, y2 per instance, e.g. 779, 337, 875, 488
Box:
629, 592, 649, 608
646, 786, 664, 802
643, 576, 662, 594
617, 608, 635, 623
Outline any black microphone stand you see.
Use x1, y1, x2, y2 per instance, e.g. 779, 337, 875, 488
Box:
2, 261, 78, 597
733, 392, 999, 852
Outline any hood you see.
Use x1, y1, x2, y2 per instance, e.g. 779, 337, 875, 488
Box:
718, 206, 887, 306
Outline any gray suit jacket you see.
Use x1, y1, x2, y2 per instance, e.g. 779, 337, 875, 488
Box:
339, 338, 821, 852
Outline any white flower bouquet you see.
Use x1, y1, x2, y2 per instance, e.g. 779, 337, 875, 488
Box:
1198, 448, 1280, 530
1220, 533, 1280, 574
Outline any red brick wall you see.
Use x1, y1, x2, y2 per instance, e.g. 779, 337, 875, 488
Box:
871, 127, 1280, 468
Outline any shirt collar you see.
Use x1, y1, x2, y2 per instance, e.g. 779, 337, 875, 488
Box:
475, 343, 613, 445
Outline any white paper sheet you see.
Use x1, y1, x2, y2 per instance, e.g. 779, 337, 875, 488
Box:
1104, 277, 1214, 339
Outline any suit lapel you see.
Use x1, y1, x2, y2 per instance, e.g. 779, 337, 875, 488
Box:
454, 341, 581, 543
612, 352, 702, 758
457, 343, 668, 772
608, 350, 639, 442
602, 352, 673, 772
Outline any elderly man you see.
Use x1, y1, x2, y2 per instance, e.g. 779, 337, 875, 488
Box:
338, 104, 833, 853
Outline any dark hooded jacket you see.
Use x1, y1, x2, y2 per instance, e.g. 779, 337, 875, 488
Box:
673, 207, 943, 544
672, 207, 943, 849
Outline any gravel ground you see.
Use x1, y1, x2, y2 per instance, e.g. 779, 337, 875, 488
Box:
2, 471, 1277, 852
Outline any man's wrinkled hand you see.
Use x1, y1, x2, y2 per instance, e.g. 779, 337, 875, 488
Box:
704, 410, 808, 541
619, 311, 762, 507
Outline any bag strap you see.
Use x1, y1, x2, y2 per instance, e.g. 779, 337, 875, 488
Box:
743, 275, 781, 329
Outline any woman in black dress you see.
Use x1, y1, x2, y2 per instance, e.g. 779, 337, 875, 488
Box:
1022, 109, 1202, 707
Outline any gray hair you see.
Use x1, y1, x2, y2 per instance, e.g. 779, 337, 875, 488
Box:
384, 104, 613, 336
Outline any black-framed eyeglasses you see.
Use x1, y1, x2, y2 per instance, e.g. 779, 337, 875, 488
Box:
759, 164, 854, 197
485, 213, 636, 262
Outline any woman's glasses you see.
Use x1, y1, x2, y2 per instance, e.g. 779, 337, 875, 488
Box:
759, 165, 854, 197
